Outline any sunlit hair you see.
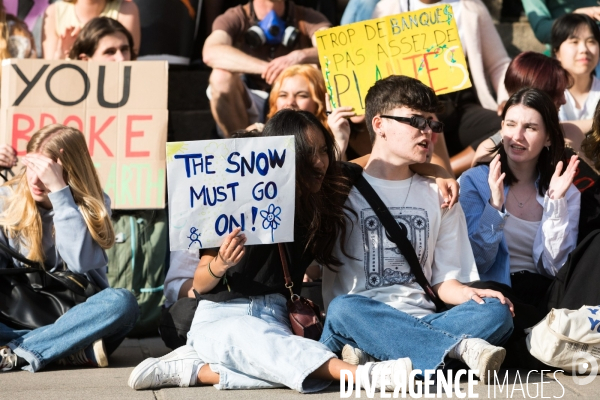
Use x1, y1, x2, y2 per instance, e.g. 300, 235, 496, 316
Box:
504, 51, 572, 105
0, 4, 9, 60
64, 0, 118, 3
491, 88, 565, 196
68, 17, 136, 60
262, 109, 353, 267
267, 65, 328, 129
581, 100, 600, 170
0, 124, 115, 265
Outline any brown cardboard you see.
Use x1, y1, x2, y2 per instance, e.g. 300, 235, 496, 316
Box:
0, 59, 168, 209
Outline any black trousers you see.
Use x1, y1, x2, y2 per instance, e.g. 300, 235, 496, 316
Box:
438, 88, 502, 155
159, 298, 197, 350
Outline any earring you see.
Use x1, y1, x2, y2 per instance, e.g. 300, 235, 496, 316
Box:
546, 146, 550, 151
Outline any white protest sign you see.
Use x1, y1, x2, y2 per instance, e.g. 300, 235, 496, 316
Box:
167, 136, 296, 251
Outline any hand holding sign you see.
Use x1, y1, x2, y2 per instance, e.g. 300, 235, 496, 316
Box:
215, 227, 247, 274
0, 144, 17, 169
326, 93, 353, 157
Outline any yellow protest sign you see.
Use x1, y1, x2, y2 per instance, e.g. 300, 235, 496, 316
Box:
316, 5, 471, 115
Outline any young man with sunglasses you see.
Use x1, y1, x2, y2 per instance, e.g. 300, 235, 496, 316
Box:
319, 76, 515, 389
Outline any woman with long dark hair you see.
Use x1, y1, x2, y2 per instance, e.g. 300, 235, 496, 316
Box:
129, 109, 416, 393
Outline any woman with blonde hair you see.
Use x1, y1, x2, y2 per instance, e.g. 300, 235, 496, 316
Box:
42, 0, 140, 59
0, 124, 139, 373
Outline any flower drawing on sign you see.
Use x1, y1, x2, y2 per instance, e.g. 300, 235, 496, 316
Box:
187, 227, 202, 248
261, 204, 282, 242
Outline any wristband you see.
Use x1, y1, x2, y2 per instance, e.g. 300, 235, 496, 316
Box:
207, 261, 223, 279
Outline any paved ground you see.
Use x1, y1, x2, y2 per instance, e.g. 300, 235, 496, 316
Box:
3, 337, 600, 399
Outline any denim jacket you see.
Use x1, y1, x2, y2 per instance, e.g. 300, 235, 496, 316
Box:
458, 165, 581, 286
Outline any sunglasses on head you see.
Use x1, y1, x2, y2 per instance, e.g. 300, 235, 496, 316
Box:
380, 115, 444, 134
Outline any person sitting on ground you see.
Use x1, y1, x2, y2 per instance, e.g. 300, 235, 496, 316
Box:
552, 14, 600, 123
320, 75, 514, 386
0, 124, 139, 372
459, 88, 580, 366
202, 0, 331, 137
373, 0, 511, 176
128, 109, 422, 393
472, 51, 589, 164
42, 0, 140, 59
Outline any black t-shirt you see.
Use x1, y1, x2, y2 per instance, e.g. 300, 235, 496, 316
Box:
196, 225, 313, 302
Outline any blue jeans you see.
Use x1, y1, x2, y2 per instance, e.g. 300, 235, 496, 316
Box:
320, 295, 513, 372
340, 0, 380, 25
0, 288, 139, 372
188, 293, 335, 393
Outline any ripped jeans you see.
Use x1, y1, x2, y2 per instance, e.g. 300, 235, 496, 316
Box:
320, 295, 513, 372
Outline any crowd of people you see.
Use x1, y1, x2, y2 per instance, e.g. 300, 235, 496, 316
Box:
0, 0, 600, 396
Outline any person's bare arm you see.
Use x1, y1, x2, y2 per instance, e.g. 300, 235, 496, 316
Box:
118, 1, 141, 56
178, 278, 195, 299
434, 279, 514, 316
203, 30, 268, 74
42, 4, 58, 59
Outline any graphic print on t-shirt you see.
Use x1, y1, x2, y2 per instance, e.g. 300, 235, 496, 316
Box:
362, 207, 429, 289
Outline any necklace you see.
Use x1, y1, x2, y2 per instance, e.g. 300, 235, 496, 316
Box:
402, 175, 414, 207
509, 186, 534, 208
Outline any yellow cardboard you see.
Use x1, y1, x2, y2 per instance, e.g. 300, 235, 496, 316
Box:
316, 5, 471, 115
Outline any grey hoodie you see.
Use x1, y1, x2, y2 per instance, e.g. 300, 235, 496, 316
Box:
0, 185, 111, 288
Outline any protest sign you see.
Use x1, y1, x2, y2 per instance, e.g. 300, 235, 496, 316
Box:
167, 136, 295, 251
0, 59, 168, 209
316, 5, 471, 114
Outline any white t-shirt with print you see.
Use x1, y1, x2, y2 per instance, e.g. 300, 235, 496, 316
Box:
559, 76, 600, 121
322, 172, 479, 318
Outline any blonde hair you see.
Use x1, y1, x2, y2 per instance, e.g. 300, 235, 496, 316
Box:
267, 65, 328, 129
0, 124, 115, 264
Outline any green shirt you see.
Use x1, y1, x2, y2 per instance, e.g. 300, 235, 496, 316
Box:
523, 0, 598, 44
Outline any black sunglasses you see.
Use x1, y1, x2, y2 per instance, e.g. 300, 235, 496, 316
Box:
380, 115, 444, 134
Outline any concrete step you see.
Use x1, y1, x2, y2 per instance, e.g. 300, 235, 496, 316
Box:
496, 21, 546, 58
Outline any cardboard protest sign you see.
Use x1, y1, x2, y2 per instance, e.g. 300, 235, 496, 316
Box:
167, 136, 295, 251
316, 5, 471, 115
0, 59, 168, 209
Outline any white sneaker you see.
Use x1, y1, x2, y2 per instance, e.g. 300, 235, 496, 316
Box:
357, 358, 412, 391
459, 338, 505, 384
342, 344, 377, 365
0, 347, 18, 372
128, 345, 204, 390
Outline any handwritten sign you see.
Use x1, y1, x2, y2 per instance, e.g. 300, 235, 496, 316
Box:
0, 59, 168, 209
316, 5, 471, 114
166, 137, 296, 251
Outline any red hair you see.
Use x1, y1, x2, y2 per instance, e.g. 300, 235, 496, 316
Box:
504, 52, 572, 106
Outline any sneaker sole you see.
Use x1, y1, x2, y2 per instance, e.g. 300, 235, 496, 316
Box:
477, 347, 506, 385
342, 345, 360, 366
93, 340, 108, 368
128, 357, 162, 390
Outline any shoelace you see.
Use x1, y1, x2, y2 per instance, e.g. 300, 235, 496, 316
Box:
153, 360, 185, 386
0, 347, 17, 371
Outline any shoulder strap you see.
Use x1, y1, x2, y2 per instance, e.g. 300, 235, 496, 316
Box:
353, 172, 446, 311
278, 243, 297, 300
0, 239, 42, 269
